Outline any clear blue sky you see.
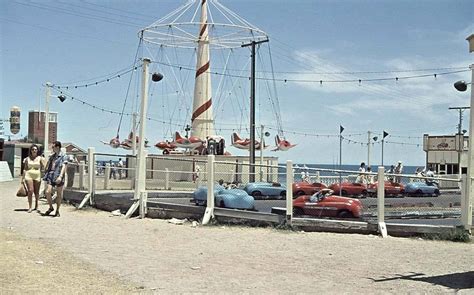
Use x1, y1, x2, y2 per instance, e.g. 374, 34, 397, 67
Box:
1, 0, 473, 166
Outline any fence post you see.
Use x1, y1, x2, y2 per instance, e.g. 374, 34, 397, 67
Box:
202, 155, 215, 225
104, 164, 110, 190
196, 170, 201, 188
165, 168, 170, 190
286, 160, 294, 224
461, 174, 472, 232
315, 171, 321, 183
79, 161, 85, 190
139, 151, 148, 218
78, 147, 95, 209
377, 166, 387, 238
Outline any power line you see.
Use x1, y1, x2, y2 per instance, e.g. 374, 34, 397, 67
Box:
13, 0, 144, 28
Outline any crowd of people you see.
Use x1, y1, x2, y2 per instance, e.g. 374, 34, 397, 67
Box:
356, 160, 404, 184
96, 158, 125, 179
355, 160, 436, 185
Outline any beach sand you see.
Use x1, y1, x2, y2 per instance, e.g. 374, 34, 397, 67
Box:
1, 179, 473, 294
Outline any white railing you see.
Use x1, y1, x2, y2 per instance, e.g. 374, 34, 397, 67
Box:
75, 152, 470, 234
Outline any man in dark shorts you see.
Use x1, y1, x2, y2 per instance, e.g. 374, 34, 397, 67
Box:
43, 141, 68, 217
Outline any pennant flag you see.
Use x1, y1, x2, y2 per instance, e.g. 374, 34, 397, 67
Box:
383, 131, 389, 138
340, 125, 344, 134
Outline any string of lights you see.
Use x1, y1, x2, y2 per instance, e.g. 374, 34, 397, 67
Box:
51, 89, 425, 147
151, 60, 469, 84
385, 140, 421, 147
265, 126, 364, 137
53, 64, 141, 89
341, 136, 421, 147
370, 132, 422, 139
149, 61, 467, 75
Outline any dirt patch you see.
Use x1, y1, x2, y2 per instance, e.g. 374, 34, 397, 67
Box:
0, 230, 143, 294
1, 180, 473, 293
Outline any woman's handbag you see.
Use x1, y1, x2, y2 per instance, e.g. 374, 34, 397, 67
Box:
16, 181, 28, 197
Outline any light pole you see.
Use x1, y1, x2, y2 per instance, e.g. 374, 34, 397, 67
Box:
134, 59, 163, 218
43, 82, 66, 158
339, 125, 344, 196
453, 33, 473, 231
381, 131, 389, 166
367, 131, 378, 168
448, 106, 469, 178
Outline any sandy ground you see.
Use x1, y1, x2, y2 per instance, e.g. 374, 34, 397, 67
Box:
1, 179, 473, 294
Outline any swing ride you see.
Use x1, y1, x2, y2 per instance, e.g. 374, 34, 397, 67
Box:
272, 135, 297, 152
61, 0, 297, 155
231, 132, 266, 151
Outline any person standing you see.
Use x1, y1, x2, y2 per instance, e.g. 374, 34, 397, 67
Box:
21, 144, 44, 213
386, 165, 395, 182
43, 141, 68, 217
356, 162, 366, 184
109, 160, 116, 179
394, 161, 403, 183
425, 166, 436, 185
366, 166, 375, 184
117, 158, 124, 179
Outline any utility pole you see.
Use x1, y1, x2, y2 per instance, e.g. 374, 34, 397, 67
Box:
367, 131, 371, 167
242, 38, 269, 183
339, 125, 344, 196
44, 82, 52, 158
449, 106, 469, 177
260, 125, 264, 181
381, 131, 389, 166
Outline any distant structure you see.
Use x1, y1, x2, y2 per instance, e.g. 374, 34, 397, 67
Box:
423, 134, 468, 175
28, 110, 58, 147
63, 142, 87, 162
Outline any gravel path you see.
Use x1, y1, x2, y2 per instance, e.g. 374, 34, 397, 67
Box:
1, 179, 473, 294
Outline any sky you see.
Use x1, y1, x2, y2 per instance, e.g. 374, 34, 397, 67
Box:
1, 0, 473, 166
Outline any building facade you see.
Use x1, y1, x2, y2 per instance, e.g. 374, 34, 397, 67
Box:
28, 111, 58, 146
423, 134, 468, 175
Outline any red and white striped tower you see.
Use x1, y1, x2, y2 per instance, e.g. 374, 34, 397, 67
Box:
191, 0, 214, 139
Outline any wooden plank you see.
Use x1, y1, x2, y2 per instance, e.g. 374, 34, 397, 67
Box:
386, 223, 457, 235
78, 193, 91, 209
292, 217, 373, 232
214, 208, 282, 223
147, 201, 206, 214
125, 200, 139, 218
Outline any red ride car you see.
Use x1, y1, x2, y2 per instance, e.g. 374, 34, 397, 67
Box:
293, 189, 363, 218
367, 181, 404, 197
292, 181, 327, 197
328, 182, 368, 197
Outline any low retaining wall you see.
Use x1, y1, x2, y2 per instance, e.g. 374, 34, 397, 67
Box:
64, 189, 465, 237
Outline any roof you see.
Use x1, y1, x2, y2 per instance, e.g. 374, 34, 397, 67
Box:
63, 142, 86, 154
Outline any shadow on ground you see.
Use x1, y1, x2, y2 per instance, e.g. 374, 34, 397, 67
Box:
370, 271, 474, 290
